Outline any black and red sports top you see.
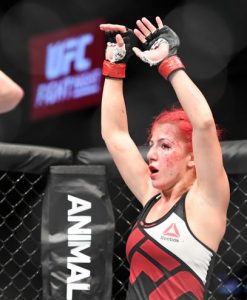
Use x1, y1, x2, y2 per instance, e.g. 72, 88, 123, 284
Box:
125, 193, 216, 300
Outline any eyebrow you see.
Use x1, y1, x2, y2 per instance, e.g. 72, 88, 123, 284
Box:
149, 138, 172, 144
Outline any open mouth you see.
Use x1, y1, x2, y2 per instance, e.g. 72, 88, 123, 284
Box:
149, 166, 159, 174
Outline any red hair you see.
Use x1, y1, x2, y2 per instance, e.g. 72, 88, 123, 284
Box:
147, 107, 222, 152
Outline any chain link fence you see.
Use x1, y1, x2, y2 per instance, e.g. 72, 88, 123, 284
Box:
0, 171, 46, 299
0, 141, 246, 299
0, 143, 73, 300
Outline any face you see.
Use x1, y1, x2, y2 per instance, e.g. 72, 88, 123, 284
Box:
147, 122, 192, 191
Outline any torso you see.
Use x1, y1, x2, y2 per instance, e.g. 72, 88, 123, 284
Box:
125, 193, 216, 300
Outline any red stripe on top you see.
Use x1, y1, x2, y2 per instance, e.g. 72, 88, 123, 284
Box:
129, 252, 164, 284
126, 227, 145, 258
141, 239, 181, 271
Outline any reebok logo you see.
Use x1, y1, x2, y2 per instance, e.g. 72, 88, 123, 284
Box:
163, 223, 180, 238
161, 223, 180, 242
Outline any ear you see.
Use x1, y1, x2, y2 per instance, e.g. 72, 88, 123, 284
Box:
187, 152, 195, 168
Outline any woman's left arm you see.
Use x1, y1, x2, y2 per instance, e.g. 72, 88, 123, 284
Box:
169, 69, 230, 212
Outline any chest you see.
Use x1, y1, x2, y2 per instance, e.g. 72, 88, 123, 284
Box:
144, 200, 177, 223
127, 212, 214, 285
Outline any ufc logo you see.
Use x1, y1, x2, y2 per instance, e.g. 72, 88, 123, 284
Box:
45, 33, 94, 80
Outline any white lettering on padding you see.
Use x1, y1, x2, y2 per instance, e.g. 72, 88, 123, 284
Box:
66, 195, 92, 300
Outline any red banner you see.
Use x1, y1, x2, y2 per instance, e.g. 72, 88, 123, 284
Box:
29, 19, 105, 121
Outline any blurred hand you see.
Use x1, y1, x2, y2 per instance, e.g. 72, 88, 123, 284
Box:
0, 71, 24, 113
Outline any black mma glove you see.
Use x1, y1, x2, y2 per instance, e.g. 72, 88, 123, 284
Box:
143, 25, 180, 58
105, 28, 140, 63
102, 28, 139, 78
139, 24, 185, 79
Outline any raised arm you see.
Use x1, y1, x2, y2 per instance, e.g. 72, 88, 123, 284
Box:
100, 24, 157, 205
0, 71, 24, 113
169, 71, 229, 210
132, 17, 230, 211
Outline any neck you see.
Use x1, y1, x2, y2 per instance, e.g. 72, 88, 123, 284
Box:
161, 168, 195, 203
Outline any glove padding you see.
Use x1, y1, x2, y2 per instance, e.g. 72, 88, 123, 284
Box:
105, 28, 139, 63
144, 25, 180, 57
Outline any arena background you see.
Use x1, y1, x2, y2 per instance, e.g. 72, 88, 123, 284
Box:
0, 0, 246, 150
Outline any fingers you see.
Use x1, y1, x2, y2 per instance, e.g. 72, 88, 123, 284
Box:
99, 24, 127, 33
141, 17, 157, 33
100, 17, 163, 35
132, 47, 142, 58
136, 19, 152, 37
155, 16, 164, 29
115, 34, 124, 47
133, 28, 146, 44
134, 16, 164, 43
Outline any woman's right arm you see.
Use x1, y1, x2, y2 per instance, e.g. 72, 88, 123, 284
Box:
100, 27, 155, 205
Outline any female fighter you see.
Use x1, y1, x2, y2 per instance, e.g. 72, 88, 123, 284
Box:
100, 16, 230, 300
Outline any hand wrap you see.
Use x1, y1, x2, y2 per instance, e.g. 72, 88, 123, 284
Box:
158, 55, 185, 80
102, 60, 126, 79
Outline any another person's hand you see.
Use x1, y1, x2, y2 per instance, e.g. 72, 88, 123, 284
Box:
0, 71, 24, 113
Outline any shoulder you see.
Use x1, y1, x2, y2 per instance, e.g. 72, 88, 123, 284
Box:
185, 185, 228, 251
